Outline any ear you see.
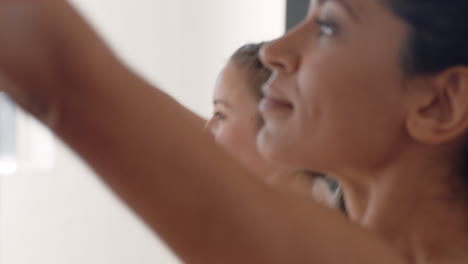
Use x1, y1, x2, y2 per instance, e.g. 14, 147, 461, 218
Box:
406, 67, 468, 144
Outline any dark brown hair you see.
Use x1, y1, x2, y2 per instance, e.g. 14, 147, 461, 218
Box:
385, 0, 468, 76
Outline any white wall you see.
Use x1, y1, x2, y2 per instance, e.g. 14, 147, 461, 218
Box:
0, 1, 285, 264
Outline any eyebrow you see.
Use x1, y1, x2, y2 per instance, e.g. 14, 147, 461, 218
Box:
318, 0, 359, 22
213, 100, 230, 107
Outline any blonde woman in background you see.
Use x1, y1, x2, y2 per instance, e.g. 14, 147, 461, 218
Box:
206, 43, 342, 208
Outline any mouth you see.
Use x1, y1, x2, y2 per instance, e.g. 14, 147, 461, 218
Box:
259, 95, 292, 110
258, 94, 293, 115
259, 83, 293, 117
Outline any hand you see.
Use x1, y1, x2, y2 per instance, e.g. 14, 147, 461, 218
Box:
0, 0, 100, 123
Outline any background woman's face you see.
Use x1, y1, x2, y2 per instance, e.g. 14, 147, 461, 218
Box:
258, 0, 410, 175
206, 62, 276, 177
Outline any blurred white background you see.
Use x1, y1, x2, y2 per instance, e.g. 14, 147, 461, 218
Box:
0, 1, 285, 263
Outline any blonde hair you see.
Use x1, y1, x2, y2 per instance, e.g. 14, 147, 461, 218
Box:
229, 43, 271, 101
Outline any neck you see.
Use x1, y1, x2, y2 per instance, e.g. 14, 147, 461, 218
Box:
339, 147, 468, 263
268, 169, 317, 197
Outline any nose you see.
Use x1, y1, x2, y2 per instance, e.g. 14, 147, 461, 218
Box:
204, 117, 217, 136
260, 27, 302, 74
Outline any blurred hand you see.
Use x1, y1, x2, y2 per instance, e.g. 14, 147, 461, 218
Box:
0, 0, 95, 123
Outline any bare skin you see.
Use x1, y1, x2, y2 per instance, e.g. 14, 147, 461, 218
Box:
206, 61, 336, 201
205, 62, 288, 183
3, 0, 468, 264
0, 0, 404, 263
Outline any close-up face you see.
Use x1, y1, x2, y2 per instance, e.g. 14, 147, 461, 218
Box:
206, 62, 276, 177
257, 0, 412, 175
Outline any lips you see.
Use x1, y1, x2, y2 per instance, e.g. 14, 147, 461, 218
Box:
258, 95, 293, 114
259, 83, 293, 115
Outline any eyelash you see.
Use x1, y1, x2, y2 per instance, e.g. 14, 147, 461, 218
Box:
213, 111, 226, 121
315, 18, 337, 37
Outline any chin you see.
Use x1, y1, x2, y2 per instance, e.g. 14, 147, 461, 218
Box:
257, 126, 278, 158
257, 124, 332, 172
256, 125, 295, 168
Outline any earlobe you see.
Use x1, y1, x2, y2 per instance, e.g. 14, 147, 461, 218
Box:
406, 68, 468, 144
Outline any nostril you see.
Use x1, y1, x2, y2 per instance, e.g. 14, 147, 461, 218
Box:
270, 61, 289, 71
259, 45, 298, 74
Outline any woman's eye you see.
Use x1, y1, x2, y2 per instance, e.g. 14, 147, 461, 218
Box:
214, 112, 226, 121
315, 19, 336, 36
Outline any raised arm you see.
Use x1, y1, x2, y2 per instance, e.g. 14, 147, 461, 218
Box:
0, 1, 405, 263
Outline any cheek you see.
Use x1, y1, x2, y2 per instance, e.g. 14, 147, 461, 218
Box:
214, 118, 259, 158
213, 125, 236, 150
293, 54, 406, 169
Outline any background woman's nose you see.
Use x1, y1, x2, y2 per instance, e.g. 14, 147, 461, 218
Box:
204, 118, 217, 136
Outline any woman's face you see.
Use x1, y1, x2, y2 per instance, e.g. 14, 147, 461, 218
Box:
206, 62, 279, 178
258, 0, 410, 174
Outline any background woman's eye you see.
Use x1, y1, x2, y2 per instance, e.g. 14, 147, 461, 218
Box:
316, 19, 335, 36
214, 112, 226, 121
